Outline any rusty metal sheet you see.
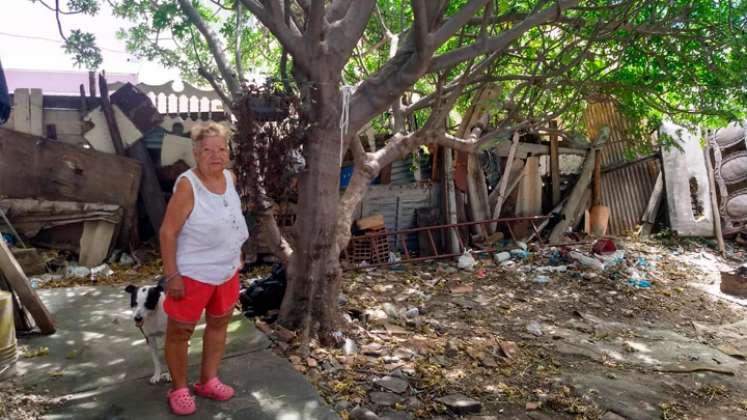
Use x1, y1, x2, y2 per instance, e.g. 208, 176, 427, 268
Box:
584, 102, 660, 235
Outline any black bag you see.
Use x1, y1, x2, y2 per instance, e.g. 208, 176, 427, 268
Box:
239, 263, 286, 320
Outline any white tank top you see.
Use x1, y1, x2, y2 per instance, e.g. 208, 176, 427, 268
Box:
175, 169, 249, 285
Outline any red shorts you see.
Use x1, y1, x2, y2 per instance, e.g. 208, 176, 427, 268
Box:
164, 271, 240, 324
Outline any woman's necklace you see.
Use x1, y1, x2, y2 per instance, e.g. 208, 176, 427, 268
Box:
196, 168, 228, 207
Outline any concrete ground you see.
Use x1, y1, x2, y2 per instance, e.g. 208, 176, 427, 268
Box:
14, 285, 338, 420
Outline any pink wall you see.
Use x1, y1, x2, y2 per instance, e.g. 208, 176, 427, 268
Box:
5, 69, 137, 96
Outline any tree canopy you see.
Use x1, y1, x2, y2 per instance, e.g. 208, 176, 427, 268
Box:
47, 0, 747, 145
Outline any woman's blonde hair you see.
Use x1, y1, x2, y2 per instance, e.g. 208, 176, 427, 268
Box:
190, 122, 230, 147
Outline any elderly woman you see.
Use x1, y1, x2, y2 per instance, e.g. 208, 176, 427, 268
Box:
159, 122, 248, 415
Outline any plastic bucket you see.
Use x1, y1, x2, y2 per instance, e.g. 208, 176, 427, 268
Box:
0, 290, 17, 379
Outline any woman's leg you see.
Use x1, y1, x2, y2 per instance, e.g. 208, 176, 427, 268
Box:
165, 318, 195, 390
199, 312, 231, 384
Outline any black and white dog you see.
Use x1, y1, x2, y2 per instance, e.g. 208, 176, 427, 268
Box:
124, 278, 171, 384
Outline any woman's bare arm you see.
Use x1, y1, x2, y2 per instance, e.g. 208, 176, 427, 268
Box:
159, 178, 194, 299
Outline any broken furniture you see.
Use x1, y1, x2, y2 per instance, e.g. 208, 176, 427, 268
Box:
0, 199, 122, 267
708, 123, 747, 236
0, 128, 140, 252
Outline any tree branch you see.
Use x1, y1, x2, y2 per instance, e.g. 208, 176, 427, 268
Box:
428, 0, 580, 73
197, 67, 235, 115
326, 0, 352, 23
327, 0, 376, 68
178, 0, 241, 96
430, 0, 490, 47
257, 207, 294, 264
241, 0, 309, 72
235, 1, 244, 82
54, 0, 68, 41
412, 0, 431, 53
308, 0, 325, 44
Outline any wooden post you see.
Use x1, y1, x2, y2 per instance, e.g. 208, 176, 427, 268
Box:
548, 148, 597, 244
127, 140, 167, 236
98, 74, 126, 155
88, 71, 97, 98
550, 120, 561, 206
492, 131, 520, 219
704, 145, 726, 256
640, 171, 664, 237
592, 150, 602, 206
443, 148, 460, 253
0, 239, 55, 334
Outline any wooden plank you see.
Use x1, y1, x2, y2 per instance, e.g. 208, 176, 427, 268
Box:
0, 128, 141, 248
494, 140, 587, 159
356, 214, 385, 231
549, 120, 561, 206
459, 86, 499, 234
29, 89, 43, 137
491, 131, 521, 219
98, 74, 126, 155
516, 157, 542, 216
126, 140, 166, 235
704, 146, 726, 256
443, 148, 460, 253
12, 89, 30, 134
0, 238, 54, 334
640, 171, 664, 237
79, 220, 116, 267
548, 148, 597, 244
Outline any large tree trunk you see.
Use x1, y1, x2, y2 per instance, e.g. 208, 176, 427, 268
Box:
278, 63, 343, 344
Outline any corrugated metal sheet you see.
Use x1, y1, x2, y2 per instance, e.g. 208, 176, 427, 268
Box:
390, 158, 416, 184
584, 102, 661, 235
357, 183, 440, 252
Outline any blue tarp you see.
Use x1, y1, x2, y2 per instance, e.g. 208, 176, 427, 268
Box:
0, 60, 9, 125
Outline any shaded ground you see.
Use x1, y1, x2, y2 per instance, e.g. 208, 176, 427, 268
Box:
3, 286, 337, 420
256, 238, 747, 419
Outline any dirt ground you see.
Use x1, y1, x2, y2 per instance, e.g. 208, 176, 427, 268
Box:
5, 237, 747, 419
258, 237, 747, 419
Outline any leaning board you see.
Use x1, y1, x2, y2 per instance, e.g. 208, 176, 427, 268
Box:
0, 128, 141, 247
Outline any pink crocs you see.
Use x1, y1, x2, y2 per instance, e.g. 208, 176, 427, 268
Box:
193, 377, 235, 401
167, 387, 196, 416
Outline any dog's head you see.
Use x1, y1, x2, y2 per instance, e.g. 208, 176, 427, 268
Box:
124, 284, 164, 327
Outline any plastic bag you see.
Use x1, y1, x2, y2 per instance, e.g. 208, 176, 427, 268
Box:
457, 249, 476, 271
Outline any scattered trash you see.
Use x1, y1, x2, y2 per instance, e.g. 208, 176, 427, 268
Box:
1, 233, 14, 246
405, 307, 419, 318
457, 250, 476, 271
526, 321, 543, 336
626, 269, 651, 288
510, 249, 529, 259
592, 238, 617, 255
569, 251, 605, 271
493, 252, 511, 263
118, 253, 135, 267
382, 302, 400, 319
536, 265, 568, 273
533, 275, 551, 284
64, 265, 90, 278
388, 252, 404, 271
598, 250, 626, 270
90, 263, 114, 278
